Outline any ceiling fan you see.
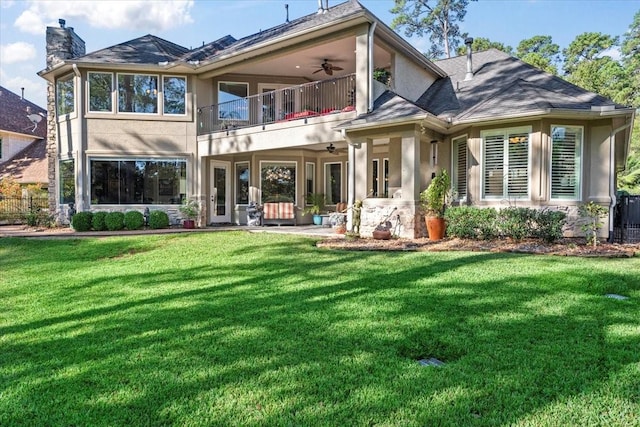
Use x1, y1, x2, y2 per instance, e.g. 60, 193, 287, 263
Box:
326, 143, 346, 155
313, 59, 344, 75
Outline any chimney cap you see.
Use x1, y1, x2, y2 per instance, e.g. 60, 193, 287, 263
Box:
58, 18, 66, 28
465, 37, 474, 46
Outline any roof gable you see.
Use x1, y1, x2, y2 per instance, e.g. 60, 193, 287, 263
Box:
0, 86, 47, 139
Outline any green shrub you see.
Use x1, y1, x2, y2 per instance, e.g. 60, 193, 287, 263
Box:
445, 207, 498, 239
71, 211, 93, 232
92, 211, 108, 231
105, 212, 125, 231
533, 210, 566, 242
148, 210, 169, 229
124, 211, 144, 230
498, 207, 536, 241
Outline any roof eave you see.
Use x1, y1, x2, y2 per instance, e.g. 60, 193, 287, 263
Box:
450, 107, 637, 127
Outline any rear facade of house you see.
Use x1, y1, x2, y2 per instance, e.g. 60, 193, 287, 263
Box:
39, 0, 635, 239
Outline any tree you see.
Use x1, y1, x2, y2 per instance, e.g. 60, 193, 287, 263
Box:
515, 35, 560, 75
390, 0, 474, 59
455, 36, 513, 56
618, 117, 640, 195
621, 10, 640, 108
563, 32, 626, 104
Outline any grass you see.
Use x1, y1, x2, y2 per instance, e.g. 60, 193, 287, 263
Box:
0, 231, 638, 426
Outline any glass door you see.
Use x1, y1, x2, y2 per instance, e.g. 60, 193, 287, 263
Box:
209, 160, 231, 224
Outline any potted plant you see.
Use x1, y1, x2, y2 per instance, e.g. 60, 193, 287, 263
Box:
179, 199, 200, 229
420, 169, 451, 241
304, 193, 326, 225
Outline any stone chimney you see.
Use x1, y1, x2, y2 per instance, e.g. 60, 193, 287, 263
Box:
45, 20, 85, 219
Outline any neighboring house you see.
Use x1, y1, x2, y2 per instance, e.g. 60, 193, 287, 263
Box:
38, 0, 635, 237
0, 86, 48, 189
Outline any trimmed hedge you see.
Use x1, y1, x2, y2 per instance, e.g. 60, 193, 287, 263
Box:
445, 206, 566, 243
105, 212, 125, 231
124, 211, 144, 230
148, 210, 170, 229
92, 211, 108, 231
71, 211, 93, 232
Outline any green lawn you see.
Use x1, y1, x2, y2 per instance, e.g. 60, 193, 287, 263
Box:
0, 232, 638, 426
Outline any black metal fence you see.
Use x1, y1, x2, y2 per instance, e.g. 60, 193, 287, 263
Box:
0, 195, 50, 225
613, 194, 640, 243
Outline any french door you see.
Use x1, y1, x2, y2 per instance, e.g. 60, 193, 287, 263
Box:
209, 160, 231, 224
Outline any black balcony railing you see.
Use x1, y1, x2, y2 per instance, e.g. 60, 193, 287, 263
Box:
198, 74, 356, 135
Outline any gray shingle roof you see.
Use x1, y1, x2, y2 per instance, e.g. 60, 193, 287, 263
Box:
79, 34, 189, 64
418, 49, 624, 121
335, 90, 429, 129
0, 85, 47, 139
189, 0, 365, 62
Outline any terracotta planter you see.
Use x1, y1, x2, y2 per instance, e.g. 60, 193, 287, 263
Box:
334, 225, 347, 234
183, 219, 196, 229
372, 229, 391, 240
425, 216, 446, 241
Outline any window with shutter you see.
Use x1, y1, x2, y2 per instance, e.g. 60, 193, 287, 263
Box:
481, 127, 531, 199
551, 125, 582, 200
452, 136, 467, 199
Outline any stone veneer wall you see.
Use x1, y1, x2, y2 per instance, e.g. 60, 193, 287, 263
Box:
44, 23, 85, 222
358, 200, 422, 239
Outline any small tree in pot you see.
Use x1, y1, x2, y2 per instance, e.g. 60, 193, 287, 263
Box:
303, 193, 326, 225
179, 199, 201, 229
420, 169, 451, 240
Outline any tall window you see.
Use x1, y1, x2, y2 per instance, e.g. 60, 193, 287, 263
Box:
56, 74, 75, 116
59, 159, 75, 204
305, 162, 315, 200
482, 127, 530, 199
383, 158, 389, 198
235, 162, 249, 204
90, 159, 186, 204
372, 159, 379, 197
118, 74, 158, 113
325, 162, 342, 204
261, 162, 296, 203
163, 76, 186, 115
218, 82, 248, 120
551, 125, 582, 200
452, 136, 468, 199
88, 72, 113, 112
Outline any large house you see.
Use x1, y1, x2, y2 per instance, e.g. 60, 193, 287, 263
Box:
38, 0, 635, 238
0, 86, 48, 189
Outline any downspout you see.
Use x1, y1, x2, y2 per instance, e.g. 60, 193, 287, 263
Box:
368, 21, 377, 113
608, 117, 633, 242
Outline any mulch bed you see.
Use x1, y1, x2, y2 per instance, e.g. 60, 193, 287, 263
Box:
317, 236, 640, 258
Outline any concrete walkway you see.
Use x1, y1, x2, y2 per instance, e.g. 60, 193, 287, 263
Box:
0, 223, 341, 239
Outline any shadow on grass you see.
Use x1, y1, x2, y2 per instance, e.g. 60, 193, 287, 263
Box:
0, 232, 638, 426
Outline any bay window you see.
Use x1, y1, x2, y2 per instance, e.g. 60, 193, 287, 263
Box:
59, 159, 75, 204
482, 127, 531, 199
551, 125, 582, 200
118, 73, 158, 114
56, 74, 75, 116
261, 162, 296, 203
88, 72, 113, 112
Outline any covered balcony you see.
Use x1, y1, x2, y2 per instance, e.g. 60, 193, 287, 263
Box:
197, 74, 356, 135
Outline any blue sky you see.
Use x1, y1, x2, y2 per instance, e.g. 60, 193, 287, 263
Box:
1, 0, 638, 108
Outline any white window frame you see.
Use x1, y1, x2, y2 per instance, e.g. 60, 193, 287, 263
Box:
56, 73, 76, 119
451, 134, 468, 201
234, 161, 250, 205
550, 125, 583, 201
163, 75, 187, 116
87, 71, 114, 114
324, 161, 343, 205
259, 160, 297, 205
305, 162, 316, 203
117, 73, 159, 115
481, 126, 532, 201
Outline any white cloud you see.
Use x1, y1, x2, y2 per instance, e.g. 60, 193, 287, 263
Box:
0, 41, 37, 64
0, 67, 48, 108
14, 0, 194, 35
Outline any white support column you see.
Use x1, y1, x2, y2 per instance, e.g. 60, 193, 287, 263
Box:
401, 129, 422, 201
354, 24, 369, 115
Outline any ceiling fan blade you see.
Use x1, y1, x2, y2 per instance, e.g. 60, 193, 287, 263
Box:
332, 66, 344, 71
312, 69, 323, 74
326, 68, 333, 75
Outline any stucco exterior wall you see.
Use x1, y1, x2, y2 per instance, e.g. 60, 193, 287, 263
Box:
392, 51, 437, 103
